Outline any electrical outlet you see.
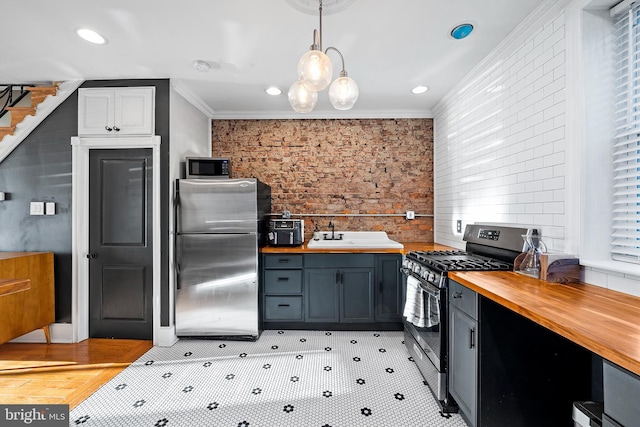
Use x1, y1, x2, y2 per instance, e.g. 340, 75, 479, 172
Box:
406, 210, 415, 220
30, 201, 44, 215
456, 220, 462, 233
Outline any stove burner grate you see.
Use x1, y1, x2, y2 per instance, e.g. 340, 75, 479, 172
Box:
407, 250, 513, 272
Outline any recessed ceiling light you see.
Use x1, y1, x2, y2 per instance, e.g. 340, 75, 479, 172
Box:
265, 87, 283, 96
411, 85, 429, 95
193, 60, 211, 72
451, 23, 474, 40
75, 28, 107, 45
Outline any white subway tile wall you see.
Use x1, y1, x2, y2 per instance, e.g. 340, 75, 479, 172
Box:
433, 0, 640, 294
434, 6, 567, 252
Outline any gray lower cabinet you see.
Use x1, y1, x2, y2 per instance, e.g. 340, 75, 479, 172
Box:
263, 255, 303, 322
305, 253, 374, 323
262, 253, 401, 327
449, 279, 593, 427
304, 269, 340, 322
603, 360, 640, 427
449, 279, 478, 427
375, 254, 403, 321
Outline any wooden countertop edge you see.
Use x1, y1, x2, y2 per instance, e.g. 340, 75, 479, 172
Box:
0, 279, 31, 297
0, 252, 51, 261
260, 242, 453, 254
450, 271, 640, 376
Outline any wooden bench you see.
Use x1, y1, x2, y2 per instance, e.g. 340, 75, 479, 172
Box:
0, 252, 55, 345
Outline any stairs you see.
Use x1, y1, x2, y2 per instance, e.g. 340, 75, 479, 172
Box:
0, 80, 83, 164
0, 85, 58, 140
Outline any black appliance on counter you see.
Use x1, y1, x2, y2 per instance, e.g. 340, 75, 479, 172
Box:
267, 219, 304, 246
401, 223, 532, 412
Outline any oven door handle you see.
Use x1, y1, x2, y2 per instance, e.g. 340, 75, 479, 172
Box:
402, 268, 440, 297
417, 281, 440, 298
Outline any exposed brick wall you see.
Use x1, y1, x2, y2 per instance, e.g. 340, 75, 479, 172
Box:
211, 119, 434, 242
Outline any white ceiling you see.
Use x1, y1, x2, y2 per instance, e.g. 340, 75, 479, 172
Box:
1, 0, 544, 119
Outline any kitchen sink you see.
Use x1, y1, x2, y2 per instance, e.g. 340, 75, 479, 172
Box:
306, 231, 404, 249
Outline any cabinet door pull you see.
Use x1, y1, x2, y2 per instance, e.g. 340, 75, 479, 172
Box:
105, 126, 113, 132
277, 277, 289, 282
336, 271, 340, 284
278, 259, 289, 264
470, 327, 475, 349
453, 291, 463, 299
278, 304, 290, 307
113, 126, 120, 132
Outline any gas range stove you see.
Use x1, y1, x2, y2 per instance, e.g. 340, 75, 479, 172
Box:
400, 224, 535, 412
402, 250, 513, 288
402, 224, 532, 288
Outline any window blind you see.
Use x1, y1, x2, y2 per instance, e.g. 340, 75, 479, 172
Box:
612, 4, 640, 264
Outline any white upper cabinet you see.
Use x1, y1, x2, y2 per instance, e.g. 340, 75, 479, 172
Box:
78, 87, 155, 136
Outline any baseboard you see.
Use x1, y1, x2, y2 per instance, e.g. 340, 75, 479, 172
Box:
157, 325, 178, 347
9, 323, 74, 343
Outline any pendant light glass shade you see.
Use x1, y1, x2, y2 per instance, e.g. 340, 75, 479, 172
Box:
328, 75, 359, 110
288, 80, 318, 113
297, 49, 333, 91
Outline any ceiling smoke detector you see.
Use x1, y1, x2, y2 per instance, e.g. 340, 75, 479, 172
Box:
193, 60, 211, 72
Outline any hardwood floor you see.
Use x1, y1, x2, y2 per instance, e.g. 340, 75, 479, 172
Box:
0, 339, 152, 409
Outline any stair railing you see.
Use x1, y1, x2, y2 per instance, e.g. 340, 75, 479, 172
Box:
0, 85, 34, 120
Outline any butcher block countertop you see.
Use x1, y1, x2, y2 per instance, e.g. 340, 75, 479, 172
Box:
261, 242, 451, 254
450, 270, 640, 377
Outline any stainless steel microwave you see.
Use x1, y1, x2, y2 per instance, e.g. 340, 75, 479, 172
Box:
185, 157, 230, 179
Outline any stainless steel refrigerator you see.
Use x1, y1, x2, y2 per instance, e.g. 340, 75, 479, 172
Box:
174, 178, 271, 339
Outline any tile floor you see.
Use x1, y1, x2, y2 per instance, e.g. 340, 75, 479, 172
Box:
70, 330, 469, 427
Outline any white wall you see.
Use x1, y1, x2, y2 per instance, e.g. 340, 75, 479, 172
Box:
166, 83, 212, 339
433, 0, 640, 294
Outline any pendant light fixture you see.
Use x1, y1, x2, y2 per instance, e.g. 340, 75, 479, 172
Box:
288, 0, 359, 113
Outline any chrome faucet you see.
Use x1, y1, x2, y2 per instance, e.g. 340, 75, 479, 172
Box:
329, 221, 335, 240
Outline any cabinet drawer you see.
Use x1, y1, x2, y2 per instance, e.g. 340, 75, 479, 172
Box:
264, 255, 303, 269
305, 254, 374, 268
264, 270, 302, 294
449, 280, 477, 319
264, 296, 303, 320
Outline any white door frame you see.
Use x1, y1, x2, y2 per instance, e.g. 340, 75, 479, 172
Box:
71, 136, 161, 344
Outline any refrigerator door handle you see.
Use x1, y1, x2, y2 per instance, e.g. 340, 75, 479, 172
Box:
175, 263, 181, 289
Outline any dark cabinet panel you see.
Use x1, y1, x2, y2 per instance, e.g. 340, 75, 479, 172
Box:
264, 270, 302, 294
264, 296, 303, 321
305, 269, 340, 322
375, 255, 403, 321
262, 253, 402, 329
341, 268, 374, 322
450, 305, 478, 426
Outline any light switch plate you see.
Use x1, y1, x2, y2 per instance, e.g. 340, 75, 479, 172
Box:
45, 202, 55, 215
406, 210, 415, 220
30, 201, 44, 215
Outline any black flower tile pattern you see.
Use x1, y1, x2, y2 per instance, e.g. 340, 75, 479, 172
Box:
70, 330, 468, 427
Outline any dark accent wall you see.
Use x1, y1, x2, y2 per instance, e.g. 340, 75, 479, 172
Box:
0, 79, 171, 327
0, 94, 76, 322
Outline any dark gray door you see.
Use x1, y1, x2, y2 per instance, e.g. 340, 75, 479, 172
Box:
88, 149, 153, 339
